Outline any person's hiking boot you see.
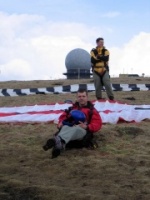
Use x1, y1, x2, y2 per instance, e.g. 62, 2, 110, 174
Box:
109, 96, 114, 100
51, 147, 61, 159
43, 135, 64, 151
51, 136, 65, 159
43, 135, 65, 159
97, 97, 105, 101
43, 138, 55, 151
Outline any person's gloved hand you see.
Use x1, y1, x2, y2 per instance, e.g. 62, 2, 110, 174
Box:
78, 121, 87, 129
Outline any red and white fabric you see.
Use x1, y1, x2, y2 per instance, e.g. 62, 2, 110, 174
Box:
0, 101, 149, 124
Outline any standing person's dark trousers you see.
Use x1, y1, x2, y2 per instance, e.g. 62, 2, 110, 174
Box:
93, 70, 114, 100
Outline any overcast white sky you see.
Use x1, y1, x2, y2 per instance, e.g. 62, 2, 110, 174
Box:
0, 0, 150, 80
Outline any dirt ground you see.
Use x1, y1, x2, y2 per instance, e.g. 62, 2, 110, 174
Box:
0, 77, 150, 200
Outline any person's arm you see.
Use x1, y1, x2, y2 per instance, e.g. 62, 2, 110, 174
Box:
57, 111, 67, 129
97, 49, 109, 62
57, 105, 75, 128
90, 49, 99, 65
87, 109, 102, 133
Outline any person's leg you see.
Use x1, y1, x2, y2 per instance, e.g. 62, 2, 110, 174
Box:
58, 125, 87, 144
93, 71, 103, 99
43, 125, 87, 158
43, 131, 62, 151
102, 71, 114, 100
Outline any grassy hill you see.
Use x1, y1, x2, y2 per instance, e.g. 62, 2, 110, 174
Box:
0, 77, 150, 200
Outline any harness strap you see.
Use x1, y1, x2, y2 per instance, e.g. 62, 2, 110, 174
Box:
102, 48, 107, 69
94, 70, 107, 86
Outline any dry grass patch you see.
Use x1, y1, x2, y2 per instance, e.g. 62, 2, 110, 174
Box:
0, 78, 150, 200
0, 122, 150, 200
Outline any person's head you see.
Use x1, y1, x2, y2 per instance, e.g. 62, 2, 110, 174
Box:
77, 88, 88, 106
96, 37, 104, 48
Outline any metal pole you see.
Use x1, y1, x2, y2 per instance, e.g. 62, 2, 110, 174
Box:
78, 68, 80, 79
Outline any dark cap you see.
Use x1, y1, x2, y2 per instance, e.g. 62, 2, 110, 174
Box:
96, 37, 104, 43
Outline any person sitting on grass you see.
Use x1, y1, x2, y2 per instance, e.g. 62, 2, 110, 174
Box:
43, 88, 102, 158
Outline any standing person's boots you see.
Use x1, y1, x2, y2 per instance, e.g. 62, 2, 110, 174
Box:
97, 97, 105, 100
109, 96, 114, 100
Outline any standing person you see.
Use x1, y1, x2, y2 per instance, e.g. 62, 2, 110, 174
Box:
43, 89, 102, 158
91, 37, 114, 100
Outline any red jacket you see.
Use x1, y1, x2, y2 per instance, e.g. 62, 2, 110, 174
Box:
58, 101, 102, 133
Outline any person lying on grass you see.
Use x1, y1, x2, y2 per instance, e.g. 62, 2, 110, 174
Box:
43, 88, 102, 158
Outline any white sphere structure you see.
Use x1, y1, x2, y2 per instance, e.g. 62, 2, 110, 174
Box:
63, 48, 92, 79
65, 48, 91, 69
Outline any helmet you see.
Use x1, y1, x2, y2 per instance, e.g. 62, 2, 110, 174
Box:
70, 110, 86, 124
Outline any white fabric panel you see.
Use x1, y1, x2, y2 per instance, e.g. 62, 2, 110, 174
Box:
0, 101, 149, 124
